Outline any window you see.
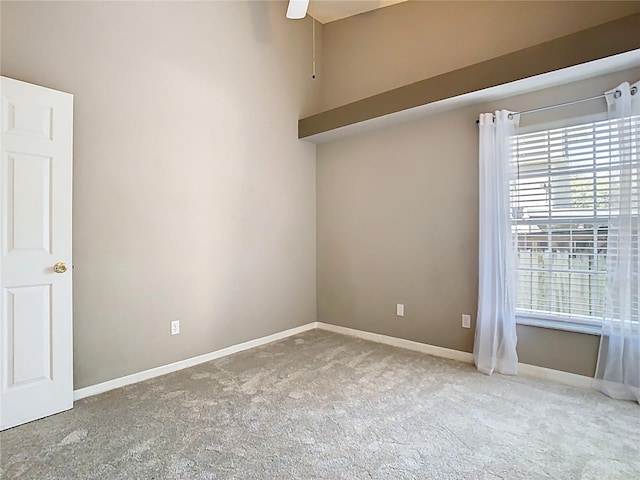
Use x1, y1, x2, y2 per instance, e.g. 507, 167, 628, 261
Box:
510, 117, 627, 329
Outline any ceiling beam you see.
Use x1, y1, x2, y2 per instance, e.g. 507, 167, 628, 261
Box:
299, 13, 640, 139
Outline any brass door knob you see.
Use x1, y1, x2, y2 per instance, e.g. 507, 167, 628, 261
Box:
53, 262, 68, 274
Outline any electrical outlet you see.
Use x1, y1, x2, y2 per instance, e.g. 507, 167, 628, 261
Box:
462, 314, 471, 329
396, 304, 405, 317
171, 320, 180, 335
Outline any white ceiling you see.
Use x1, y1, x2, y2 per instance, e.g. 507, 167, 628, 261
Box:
307, 0, 408, 24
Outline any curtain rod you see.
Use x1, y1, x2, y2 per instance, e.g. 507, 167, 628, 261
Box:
475, 90, 623, 125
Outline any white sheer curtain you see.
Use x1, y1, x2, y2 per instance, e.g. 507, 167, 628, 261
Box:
474, 111, 520, 375
594, 80, 640, 403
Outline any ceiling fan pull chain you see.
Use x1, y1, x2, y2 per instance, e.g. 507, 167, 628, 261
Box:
312, 17, 316, 80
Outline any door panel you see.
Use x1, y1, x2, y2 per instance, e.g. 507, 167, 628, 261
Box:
4, 153, 52, 253
6, 285, 52, 387
0, 77, 73, 430
4, 100, 53, 140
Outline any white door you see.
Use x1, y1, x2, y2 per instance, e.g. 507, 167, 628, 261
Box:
0, 77, 73, 430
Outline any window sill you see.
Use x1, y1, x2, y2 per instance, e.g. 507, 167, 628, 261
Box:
516, 315, 602, 336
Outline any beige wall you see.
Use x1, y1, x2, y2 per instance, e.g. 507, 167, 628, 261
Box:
320, 0, 640, 110
317, 67, 640, 377
1, 1, 319, 389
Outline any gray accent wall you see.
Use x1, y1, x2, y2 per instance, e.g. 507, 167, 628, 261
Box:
317, 68, 640, 377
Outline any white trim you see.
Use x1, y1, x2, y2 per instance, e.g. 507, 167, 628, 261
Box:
73, 322, 318, 401
517, 363, 593, 389
315, 322, 474, 363
515, 110, 609, 135
74, 321, 594, 401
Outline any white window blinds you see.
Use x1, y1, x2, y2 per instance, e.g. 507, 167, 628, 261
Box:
510, 117, 637, 323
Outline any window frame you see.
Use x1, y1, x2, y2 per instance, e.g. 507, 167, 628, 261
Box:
512, 111, 611, 335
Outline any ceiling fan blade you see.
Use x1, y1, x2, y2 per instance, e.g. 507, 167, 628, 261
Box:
286, 0, 309, 19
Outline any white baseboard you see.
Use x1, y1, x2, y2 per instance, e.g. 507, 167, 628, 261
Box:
316, 322, 593, 389
316, 322, 474, 363
517, 362, 592, 389
73, 322, 317, 401
74, 321, 592, 401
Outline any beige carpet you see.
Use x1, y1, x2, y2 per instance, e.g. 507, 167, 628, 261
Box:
1, 329, 639, 479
